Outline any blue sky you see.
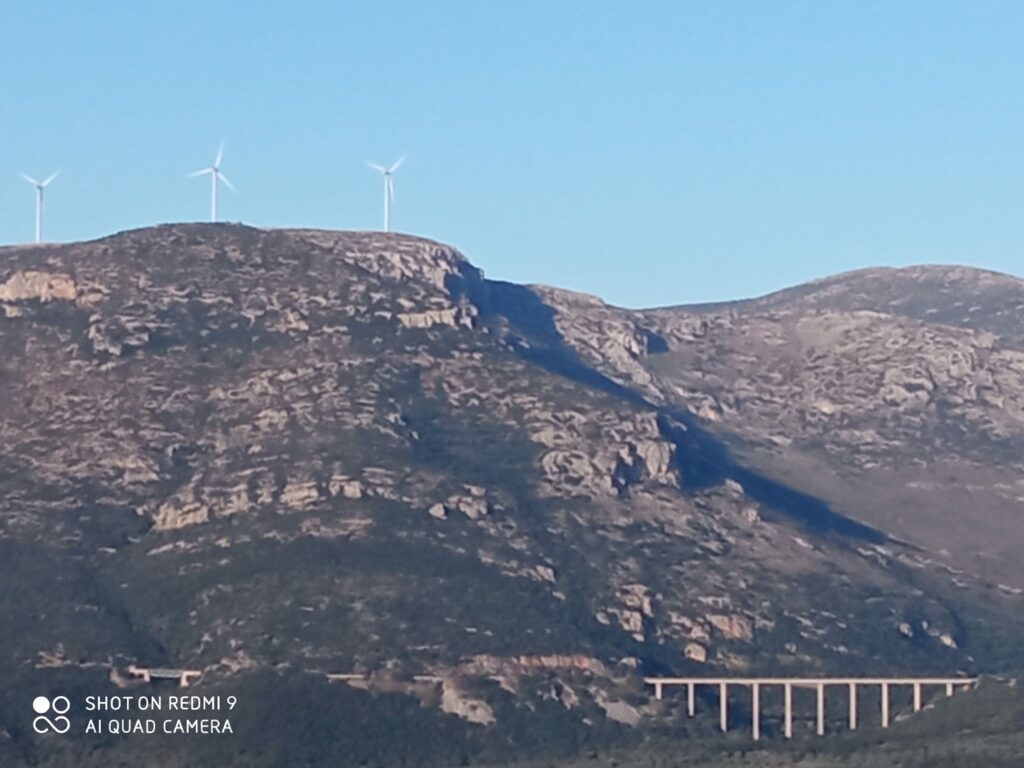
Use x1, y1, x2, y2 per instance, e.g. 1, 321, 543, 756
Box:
1, 1, 1021, 307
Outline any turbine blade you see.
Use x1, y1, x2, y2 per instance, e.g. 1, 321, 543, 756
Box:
218, 171, 236, 192
188, 167, 213, 178
388, 155, 406, 173
215, 141, 225, 168
41, 171, 59, 187
387, 175, 395, 202
19, 172, 40, 186
366, 161, 386, 172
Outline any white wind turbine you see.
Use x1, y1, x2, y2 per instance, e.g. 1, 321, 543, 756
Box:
19, 171, 59, 244
189, 142, 235, 222
367, 156, 405, 232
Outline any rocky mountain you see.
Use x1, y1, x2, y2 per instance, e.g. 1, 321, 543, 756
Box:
538, 265, 1024, 589
1, 225, 1022, 767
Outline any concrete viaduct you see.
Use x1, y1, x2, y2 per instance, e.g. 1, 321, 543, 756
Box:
644, 677, 978, 740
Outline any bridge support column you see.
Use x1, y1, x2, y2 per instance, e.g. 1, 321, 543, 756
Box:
881, 682, 890, 728
751, 682, 760, 741
687, 683, 695, 717
719, 682, 728, 733
946, 682, 954, 697
913, 682, 922, 712
784, 683, 793, 739
654, 681, 663, 701
816, 683, 825, 736
849, 682, 858, 730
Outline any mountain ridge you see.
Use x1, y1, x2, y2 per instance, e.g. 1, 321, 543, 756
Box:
659, 263, 1024, 343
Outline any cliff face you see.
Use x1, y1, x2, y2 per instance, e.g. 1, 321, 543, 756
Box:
1, 225, 1022, 766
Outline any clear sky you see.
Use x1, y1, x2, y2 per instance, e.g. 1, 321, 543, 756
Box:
1, 1, 1021, 307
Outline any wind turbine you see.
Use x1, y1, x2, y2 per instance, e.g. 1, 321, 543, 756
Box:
189, 142, 234, 222
367, 156, 405, 232
19, 171, 59, 244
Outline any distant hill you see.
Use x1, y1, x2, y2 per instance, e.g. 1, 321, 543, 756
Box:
676, 265, 1024, 338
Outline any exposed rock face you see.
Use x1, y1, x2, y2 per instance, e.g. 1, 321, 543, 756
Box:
281, 479, 321, 509
435, 486, 490, 519
398, 306, 477, 329
0, 270, 77, 302
439, 679, 496, 725
684, 642, 708, 663
708, 614, 754, 641
457, 654, 610, 678
2, 225, 1024, 761
152, 484, 210, 530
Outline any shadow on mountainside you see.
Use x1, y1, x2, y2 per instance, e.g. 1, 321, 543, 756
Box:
655, 413, 885, 542
462, 275, 885, 544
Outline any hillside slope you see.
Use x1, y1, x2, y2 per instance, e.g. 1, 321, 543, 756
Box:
536, 267, 1024, 589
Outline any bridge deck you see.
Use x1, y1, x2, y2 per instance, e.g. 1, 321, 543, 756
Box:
644, 676, 977, 686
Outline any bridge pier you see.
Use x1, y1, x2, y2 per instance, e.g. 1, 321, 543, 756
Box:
687, 682, 695, 717
719, 682, 728, 733
881, 682, 890, 728
751, 682, 760, 740
849, 682, 858, 730
816, 683, 825, 735
784, 682, 793, 739
913, 682, 922, 713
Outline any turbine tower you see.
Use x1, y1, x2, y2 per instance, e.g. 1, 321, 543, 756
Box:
189, 142, 234, 222
367, 156, 405, 232
19, 171, 59, 244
